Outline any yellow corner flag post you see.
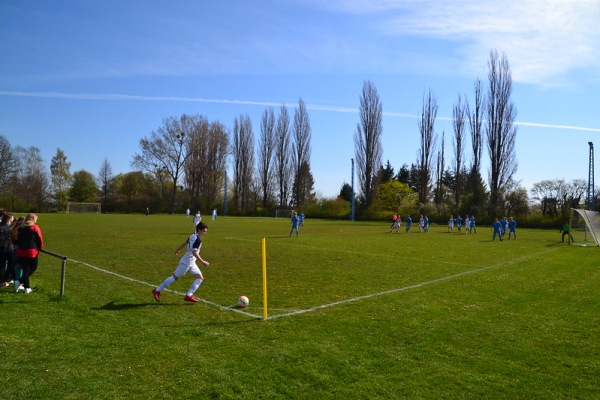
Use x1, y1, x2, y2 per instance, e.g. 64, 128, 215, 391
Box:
262, 237, 268, 320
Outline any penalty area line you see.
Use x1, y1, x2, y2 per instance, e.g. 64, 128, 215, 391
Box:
267, 246, 563, 320
67, 258, 259, 318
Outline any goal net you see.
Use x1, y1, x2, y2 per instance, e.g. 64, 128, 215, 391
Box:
275, 209, 294, 218
570, 209, 600, 246
66, 202, 101, 214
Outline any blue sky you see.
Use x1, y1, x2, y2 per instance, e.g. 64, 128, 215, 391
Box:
1, 0, 599, 198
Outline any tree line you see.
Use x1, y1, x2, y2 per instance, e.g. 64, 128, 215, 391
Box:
0, 50, 596, 223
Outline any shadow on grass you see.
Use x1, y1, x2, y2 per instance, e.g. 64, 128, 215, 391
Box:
93, 300, 170, 311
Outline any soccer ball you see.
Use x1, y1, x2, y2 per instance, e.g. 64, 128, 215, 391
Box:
238, 295, 249, 308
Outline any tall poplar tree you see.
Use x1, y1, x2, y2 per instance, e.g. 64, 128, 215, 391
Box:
486, 50, 518, 215
354, 80, 383, 208
50, 148, 72, 208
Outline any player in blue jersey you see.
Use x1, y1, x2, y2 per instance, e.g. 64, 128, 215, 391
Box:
153, 222, 210, 303
290, 211, 300, 237
405, 216, 412, 233
456, 215, 462, 233
507, 217, 517, 239
500, 217, 508, 237
470, 215, 477, 234
492, 218, 503, 241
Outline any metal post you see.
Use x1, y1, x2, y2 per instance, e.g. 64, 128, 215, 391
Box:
588, 142, 595, 211
60, 258, 66, 297
223, 170, 228, 216
41, 249, 68, 297
350, 158, 355, 221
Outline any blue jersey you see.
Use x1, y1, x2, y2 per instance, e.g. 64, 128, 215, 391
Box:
508, 220, 517, 231
492, 221, 501, 233
456, 216, 462, 225
406, 217, 412, 226
291, 215, 299, 228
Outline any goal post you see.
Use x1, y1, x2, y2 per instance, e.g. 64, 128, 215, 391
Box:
570, 208, 600, 246
275, 209, 294, 218
66, 202, 101, 214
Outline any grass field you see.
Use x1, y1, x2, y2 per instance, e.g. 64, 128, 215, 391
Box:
1, 214, 599, 399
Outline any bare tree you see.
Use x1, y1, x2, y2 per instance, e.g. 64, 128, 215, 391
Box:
275, 105, 292, 208
50, 148, 72, 209
183, 116, 228, 212
98, 158, 114, 212
132, 115, 193, 214
11, 146, 49, 211
0, 134, 16, 194
468, 79, 484, 175
354, 80, 383, 208
292, 98, 313, 207
258, 107, 276, 208
434, 131, 445, 205
204, 122, 228, 210
232, 114, 255, 211
417, 88, 438, 204
486, 50, 518, 214
452, 94, 467, 209
184, 115, 210, 209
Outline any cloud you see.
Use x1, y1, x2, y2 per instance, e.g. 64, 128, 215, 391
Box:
313, 0, 600, 85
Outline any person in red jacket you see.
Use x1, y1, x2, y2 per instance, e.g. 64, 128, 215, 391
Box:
16, 213, 43, 293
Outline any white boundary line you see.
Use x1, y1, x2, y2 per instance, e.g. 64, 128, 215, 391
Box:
68, 258, 257, 318
266, 246, 563, 320
68, 246, 562, 321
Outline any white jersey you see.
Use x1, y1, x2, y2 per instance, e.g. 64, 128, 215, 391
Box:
180, 233, 202, 266
193, 213, 202, 227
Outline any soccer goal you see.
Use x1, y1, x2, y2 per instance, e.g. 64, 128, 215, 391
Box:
66, 202, 101, 214
275, 209, 294, 218
570, 208, 600, 246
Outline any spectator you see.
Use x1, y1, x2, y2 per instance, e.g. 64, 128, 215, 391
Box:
16, 213, 43, 293
0, 213, 15, 287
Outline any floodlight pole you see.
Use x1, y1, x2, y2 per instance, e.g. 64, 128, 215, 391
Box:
350, 158, 355, 221
588, 142, 595, 211
223, 170, 228, 216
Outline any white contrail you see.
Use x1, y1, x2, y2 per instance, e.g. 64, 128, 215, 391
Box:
1, 90, 599, 133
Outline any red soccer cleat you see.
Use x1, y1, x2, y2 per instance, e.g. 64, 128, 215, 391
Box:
184, 295, 199, 303
152, 289, 161, 302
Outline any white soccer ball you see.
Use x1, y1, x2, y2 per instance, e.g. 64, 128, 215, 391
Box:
238, 295, 249, 308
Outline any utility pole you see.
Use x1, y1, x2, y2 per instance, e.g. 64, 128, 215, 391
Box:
350, 158, 355, 221
588, 142, 595, 211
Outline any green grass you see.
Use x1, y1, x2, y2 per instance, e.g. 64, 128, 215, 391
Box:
1, 214, 599, 399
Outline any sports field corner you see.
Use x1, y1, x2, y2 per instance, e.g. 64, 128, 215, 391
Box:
1, 214, 599, 399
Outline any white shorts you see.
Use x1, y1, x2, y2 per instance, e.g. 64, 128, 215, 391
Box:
174, 262, 201, 278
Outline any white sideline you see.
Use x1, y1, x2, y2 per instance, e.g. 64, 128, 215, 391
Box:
266, 246, 563, 320
69, 246, 561, 321
68, 258, 257, 318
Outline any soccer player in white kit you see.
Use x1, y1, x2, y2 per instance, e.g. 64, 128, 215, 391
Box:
193, 211, 202, 231
152, 222, 210, 303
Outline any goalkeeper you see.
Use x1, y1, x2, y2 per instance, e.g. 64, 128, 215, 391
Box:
560, 222, 574, 243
